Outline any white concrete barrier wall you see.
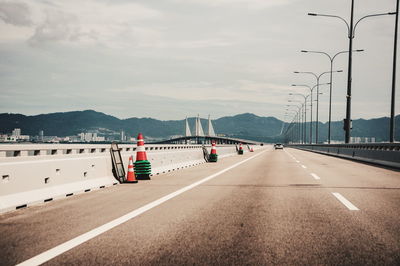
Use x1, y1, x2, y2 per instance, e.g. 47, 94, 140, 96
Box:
0, 143, 262, 213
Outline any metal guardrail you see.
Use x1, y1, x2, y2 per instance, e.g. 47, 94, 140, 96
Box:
289, 143, 400, 169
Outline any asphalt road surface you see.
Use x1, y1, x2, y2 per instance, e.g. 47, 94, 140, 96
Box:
1, 146, 399, 265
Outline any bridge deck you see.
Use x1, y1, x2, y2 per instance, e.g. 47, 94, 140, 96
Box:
1, 147, 400, 265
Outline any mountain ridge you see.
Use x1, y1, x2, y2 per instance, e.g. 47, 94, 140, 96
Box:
1, 110, 399, 142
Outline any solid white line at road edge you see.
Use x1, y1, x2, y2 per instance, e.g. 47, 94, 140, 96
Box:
16, 150, 267, 266
332, 192, 360, 211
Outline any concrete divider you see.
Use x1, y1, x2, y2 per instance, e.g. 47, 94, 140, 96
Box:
0, 143, 262, 213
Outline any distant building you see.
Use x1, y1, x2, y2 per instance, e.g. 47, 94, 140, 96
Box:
96, 136, 105, 141
8, 128, 29, 141
0, 134, 15, 142
350, 137, 376, 143
78, 132, 105, 142
39, 130, 44, 141
12, 128, 21, 138
350, 137, 362, 143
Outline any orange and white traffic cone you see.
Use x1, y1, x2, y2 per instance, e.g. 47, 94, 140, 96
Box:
126, 156, 138, 183
248, 144, 254, 152
134, 133, 151, 180
209, 142, 218, 162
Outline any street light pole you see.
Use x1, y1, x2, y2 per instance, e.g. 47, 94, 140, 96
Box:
294, 71, 341, 143
316, 81, 334, 143
391, 0, 399, 142
301, 49, 364, 143
345, 0, 355, 144
286, 111, 299, 143
287, 104, 304, 143
309, 5, 396, 143
289, 92, 311, 144
292, 83, 314, 143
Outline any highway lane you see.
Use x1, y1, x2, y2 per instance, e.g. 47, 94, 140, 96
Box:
1, 146, 399, 265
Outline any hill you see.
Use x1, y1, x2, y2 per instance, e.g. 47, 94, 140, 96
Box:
0, 110, 399, 142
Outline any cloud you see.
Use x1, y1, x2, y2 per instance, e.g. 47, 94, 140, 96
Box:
126, 80, 292, 106
7, 0, 164, 47
28, 10, 80, 46
0, 1, 33, 26
172, 0, 292, 9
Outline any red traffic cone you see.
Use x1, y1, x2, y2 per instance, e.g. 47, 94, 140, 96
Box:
211, 142, 217, 155
136, 133, 148, 161
126, 156, 138, 183
238, 143, 244, 155
134, 133, 151, 180
209, 142, 218, 162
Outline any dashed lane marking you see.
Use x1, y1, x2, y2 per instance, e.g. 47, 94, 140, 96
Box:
16, 150, 267, 266
311, 173, 321, 180
332, 192, 360, 211
284, 150, 298, 162
301, 165, 307, 169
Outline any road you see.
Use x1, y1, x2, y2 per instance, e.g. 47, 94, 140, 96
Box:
1, 146, 399, 265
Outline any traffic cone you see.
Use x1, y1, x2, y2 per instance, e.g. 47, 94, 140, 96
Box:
238, 143, 244, 155
208, 142, 218, 162
134, 133, 151, 180
126, 156, 138, 183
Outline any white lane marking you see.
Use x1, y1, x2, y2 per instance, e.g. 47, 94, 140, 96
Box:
310, 173, 320, 180
332, 192, 359, 211
16, 150, 267, 266
295, 160, 300, 163
301, 165, 307, 169
284, 150, 298, 162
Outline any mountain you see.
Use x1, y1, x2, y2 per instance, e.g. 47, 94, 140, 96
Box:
0, 110, 399, 142
285, 116, 400, 143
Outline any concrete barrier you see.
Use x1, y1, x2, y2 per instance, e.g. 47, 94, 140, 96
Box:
0, 143, 261, 213
290, 143, 400, 169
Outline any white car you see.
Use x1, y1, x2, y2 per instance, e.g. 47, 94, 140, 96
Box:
274, 143, 284, 150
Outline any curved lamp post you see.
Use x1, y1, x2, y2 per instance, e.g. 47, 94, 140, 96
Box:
289, 93, 310, 143
293, 71, 341, 143
301, 49, 364, 143
309, 3, 396, 143
287, 103, 304, 143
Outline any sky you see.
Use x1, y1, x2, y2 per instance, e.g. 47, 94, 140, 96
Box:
0, 0, 399, 122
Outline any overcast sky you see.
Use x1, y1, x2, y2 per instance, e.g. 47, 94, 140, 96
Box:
0, 0, 398, 121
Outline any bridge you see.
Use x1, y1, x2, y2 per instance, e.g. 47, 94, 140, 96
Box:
152, 135, 262, 145
150, 115, 262, 145
1, 142, 399, 265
